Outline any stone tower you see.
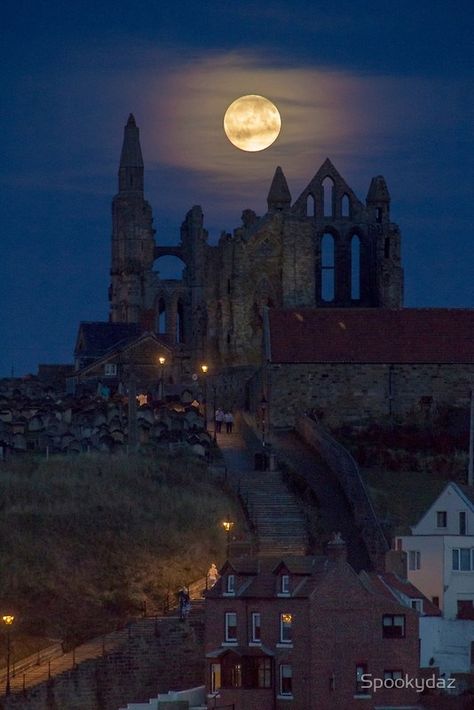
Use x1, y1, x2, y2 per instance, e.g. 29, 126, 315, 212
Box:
109, 114, 155, 325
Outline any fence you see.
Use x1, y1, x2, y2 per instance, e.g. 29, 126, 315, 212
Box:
297, 415, 389, 570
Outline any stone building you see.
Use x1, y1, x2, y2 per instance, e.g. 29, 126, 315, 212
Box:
73, 114, 472, 423
108, 114, 403, 371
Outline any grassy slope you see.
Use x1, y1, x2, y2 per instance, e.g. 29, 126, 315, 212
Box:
0, 451, 241, 659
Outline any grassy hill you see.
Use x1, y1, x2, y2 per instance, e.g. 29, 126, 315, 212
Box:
0, 451, 242, 659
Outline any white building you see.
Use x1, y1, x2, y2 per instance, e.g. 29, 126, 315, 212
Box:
396, 482, 474, 620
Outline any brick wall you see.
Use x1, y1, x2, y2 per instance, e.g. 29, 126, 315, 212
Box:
1, 618, 204, 710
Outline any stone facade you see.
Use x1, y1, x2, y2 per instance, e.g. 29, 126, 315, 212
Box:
109, 115, 403, 372
263, 362, 474, 429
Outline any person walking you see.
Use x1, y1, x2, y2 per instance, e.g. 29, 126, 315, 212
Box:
178, 587, 191, 621
224, 410, 234, 434
215, 408, 224, 433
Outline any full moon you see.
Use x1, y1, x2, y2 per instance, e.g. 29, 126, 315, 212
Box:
223, 95, 281, 152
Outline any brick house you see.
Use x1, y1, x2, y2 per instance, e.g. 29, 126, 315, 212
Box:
204, 538, 420, 710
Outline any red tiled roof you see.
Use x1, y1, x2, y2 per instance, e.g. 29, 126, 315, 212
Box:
369, 573, 441, 616
267, 308, 474, 364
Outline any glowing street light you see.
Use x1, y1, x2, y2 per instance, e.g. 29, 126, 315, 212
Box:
158, 356, 166, 401
2, 614, 15, 695
222, 518, 235, 558
201, 364, 209, 428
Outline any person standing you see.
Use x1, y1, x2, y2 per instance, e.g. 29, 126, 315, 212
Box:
224, 410, 234, 434
215, 408, 224, 433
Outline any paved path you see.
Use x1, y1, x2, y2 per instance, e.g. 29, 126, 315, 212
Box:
217, 426, 308, 556
273, 430, 371, 571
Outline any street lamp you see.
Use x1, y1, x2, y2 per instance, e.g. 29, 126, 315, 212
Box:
2, 614, 14, 695
158, 356, 166, 401
201, 364, 208, 429
222, 518, 235, 558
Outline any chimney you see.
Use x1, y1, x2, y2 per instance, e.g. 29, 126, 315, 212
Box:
327, 532, 347, 563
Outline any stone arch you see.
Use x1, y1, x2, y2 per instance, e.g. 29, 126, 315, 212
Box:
153, 254, 187, 280
322, 176, 334, 217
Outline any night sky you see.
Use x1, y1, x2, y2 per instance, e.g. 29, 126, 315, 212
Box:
1, 1, 473, 377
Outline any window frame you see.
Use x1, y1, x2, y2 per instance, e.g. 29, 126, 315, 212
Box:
382, 614, 406, 639
226, 574, 235, 594
279, 612, 293, 644
436, 510, 447, 528
355, 662, 368, 695
279, 663, 293, 697
251, 611, 261, 644
104, 363, 117, 377
224, 611, 237, 643
408, 550, 421, 571
452, 547, 474, 572
281, 574, 290, 594
384, 669, 403, 681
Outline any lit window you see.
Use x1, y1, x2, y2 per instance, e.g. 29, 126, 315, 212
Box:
225, 612, 237, 642
279, 664, 292, 696
453, 548, 474, 571
437, 511, 447, 528
226, 575, 235, 593
251, 612, 261, 643
408, 550, 421, 570
210, 663, 221, 692
355, 663, 368, 694
382, 615, 405, 638
104, 363, 117, 377
280, 613, 293, 643
281, 575, 290, 594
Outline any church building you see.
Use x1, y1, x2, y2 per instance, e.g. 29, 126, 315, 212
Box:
73, 115, 473, 426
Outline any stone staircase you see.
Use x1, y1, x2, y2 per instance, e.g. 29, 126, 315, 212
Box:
239, 469, 308, 556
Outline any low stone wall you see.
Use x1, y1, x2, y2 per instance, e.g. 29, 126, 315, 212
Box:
0, 618, 204, 710
297, 415, 388, 570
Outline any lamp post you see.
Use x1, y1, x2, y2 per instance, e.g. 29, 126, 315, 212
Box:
158, 356, 166, 402
212, 384, 217, 443
260, 395, 268, 448
201, 364, 208, 429
222, 518, 235, 558
2, 614, 14, 695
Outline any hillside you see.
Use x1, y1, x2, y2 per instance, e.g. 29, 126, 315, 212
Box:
0, 451, 242, 659
333, 408, 469, 535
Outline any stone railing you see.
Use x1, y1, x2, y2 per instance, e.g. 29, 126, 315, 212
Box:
297, 415, 389, 570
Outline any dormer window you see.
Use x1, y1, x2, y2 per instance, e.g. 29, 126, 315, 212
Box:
226, 574, 235, 594
281, 575, 290, 594
410, 599, 423, 613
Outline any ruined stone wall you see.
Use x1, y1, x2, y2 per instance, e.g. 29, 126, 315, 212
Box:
266, 362, 474, 428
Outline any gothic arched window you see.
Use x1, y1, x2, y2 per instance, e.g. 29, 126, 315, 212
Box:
341, 194, 350, 217
351, 235, 361, 300
157, 298, 166, 334
322, 177, 334, 217
307, 193, 316, 217
321, 233, 335, 302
